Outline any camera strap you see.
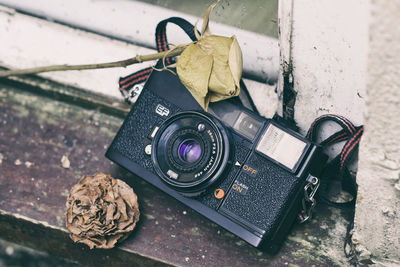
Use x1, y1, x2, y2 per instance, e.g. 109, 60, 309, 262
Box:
303, 114, 363, 260
307, 114, 363, 209
298, 114, 363, 223
118, 17, 199, 103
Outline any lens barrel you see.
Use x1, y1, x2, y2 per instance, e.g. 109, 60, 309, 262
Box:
151, 111, 232, 196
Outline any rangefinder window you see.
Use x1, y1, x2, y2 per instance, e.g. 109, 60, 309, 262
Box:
232, 112, 263, 140
256, 123, 307, 171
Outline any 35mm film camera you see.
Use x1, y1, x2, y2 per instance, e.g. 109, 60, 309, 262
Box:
106, 66, 327, 252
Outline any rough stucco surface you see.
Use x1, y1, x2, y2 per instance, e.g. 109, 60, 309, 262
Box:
353, 0, 400, 265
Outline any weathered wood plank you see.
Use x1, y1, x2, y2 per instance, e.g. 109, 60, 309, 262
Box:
0, 81, 351, 266
0, 1, 279, 83
0, 66, 130, 118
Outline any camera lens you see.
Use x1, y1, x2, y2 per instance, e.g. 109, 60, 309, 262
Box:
151, 111, 232, 196
178, 139, 202, 163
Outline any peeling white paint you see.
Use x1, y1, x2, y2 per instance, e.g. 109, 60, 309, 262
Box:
278, 0, 368, 155
0, 9, 276, 117
0, 0, 279, 83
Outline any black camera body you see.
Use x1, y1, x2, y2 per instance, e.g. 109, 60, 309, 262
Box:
106, 66, 327, 252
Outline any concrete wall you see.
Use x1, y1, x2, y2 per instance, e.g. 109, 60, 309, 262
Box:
353, 1, 400, 265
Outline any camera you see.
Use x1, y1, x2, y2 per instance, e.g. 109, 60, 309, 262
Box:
106, 63, 328, 252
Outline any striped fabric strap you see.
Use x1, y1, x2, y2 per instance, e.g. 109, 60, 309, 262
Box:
307, 114, 364, 209
119, 17, 199, 103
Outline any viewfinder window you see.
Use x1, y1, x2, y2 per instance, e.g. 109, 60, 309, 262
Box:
232, 112, 263, 140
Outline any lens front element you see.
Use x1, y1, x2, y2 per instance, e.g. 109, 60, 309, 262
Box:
178, 139, 202, 163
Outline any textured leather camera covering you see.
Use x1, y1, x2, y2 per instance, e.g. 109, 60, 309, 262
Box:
219, 152, 304, 235
195, 140, 251, 210
109, 90, 181, 171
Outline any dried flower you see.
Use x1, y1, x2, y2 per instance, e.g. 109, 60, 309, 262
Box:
176, 1, 243, 109
65, 173, 139, 249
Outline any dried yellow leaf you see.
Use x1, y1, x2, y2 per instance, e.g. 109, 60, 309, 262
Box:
177, 35, 242, 109
176, 1, 243, 110
176, 43, 213, 108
